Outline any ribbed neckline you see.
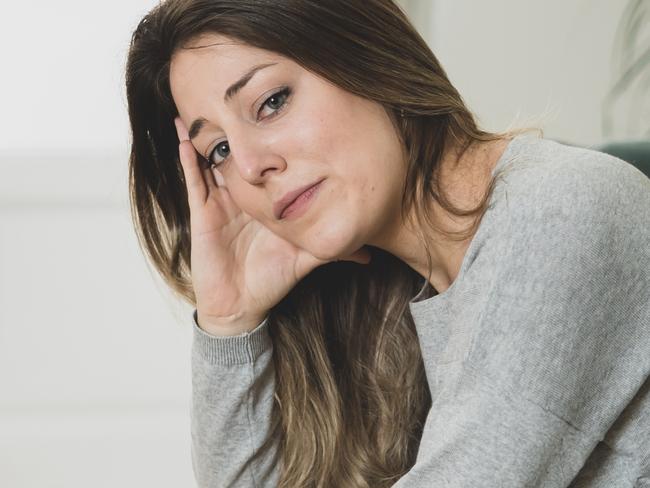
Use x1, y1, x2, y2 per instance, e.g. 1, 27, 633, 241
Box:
408, 133, 529, 310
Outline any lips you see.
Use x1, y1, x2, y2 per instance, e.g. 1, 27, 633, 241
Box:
273, 178, 325, 220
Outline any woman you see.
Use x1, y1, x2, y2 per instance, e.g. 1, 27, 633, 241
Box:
124, 1, 650, 487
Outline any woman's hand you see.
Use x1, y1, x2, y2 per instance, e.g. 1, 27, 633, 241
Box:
174, 117, 370, 336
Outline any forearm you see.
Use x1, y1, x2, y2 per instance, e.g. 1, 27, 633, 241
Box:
190, 309, 280, 487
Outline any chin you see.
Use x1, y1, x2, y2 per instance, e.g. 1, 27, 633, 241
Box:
300, 218, 363, 262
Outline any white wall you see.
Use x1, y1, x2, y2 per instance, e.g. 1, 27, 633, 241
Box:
0, 1, 150, 152
424, 0, 634, 146
0, 1, 639, 152
0, 1, 195, 486
0, 1, 639, 486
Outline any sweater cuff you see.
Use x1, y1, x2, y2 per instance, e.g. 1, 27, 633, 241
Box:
191, 309, 272, 364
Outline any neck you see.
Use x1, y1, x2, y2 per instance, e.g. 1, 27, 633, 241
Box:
369, 137, 510, 294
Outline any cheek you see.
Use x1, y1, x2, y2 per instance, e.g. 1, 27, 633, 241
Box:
353, 171, 393, 228
290, 92, 363, 161
289, 116, 340, 162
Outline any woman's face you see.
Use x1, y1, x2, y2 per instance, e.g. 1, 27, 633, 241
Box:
170, 33, 407, 261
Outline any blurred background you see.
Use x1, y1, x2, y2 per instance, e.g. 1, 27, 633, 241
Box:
0, 0, 647, 486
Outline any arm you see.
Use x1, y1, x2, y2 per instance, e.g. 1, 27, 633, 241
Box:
190, 309, 280, 488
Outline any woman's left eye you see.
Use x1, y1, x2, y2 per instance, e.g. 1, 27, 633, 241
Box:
257, 87, 291, 120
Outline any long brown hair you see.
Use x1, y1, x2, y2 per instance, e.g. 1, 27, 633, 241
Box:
125, 1, 536, 485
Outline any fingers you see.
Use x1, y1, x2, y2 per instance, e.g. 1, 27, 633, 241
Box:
202, 165, 219, 193
213, 167, 226, 186
175, 117, 207, 204
175, 115, 190, 140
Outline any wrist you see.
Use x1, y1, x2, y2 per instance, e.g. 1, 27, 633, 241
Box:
197, 311, 267, 337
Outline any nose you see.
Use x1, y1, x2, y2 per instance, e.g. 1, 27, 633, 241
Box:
229, 130, 287, 184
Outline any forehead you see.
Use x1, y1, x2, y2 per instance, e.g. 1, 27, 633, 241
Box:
170, 33, 285, 95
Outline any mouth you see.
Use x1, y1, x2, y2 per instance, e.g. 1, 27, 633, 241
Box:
275, 178, 326, 220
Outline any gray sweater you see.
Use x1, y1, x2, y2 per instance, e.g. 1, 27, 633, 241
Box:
189, 134, 650, 487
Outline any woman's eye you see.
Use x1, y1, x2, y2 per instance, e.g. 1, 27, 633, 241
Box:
206, 87, 292, 168
207, 141, 230, 168
258, 87, 291, 119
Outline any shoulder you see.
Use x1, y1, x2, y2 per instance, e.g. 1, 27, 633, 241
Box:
482, 135, 650, 363
494, 136, 650, 260
533, 138, 648, 211
470, 138, 650, 427
484, 135, 650, 343
497, 135, 649, 203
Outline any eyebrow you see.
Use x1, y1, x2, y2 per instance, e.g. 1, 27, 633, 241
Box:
188, 62, 278, 140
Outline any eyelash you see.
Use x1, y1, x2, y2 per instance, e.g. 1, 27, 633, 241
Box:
205, 86, 292, 168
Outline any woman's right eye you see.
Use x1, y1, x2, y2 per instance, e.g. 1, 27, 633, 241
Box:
206, 140, 230, 168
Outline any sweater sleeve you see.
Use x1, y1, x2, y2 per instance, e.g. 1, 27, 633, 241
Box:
190, 309, 281, 488
397, 155, 650, 487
